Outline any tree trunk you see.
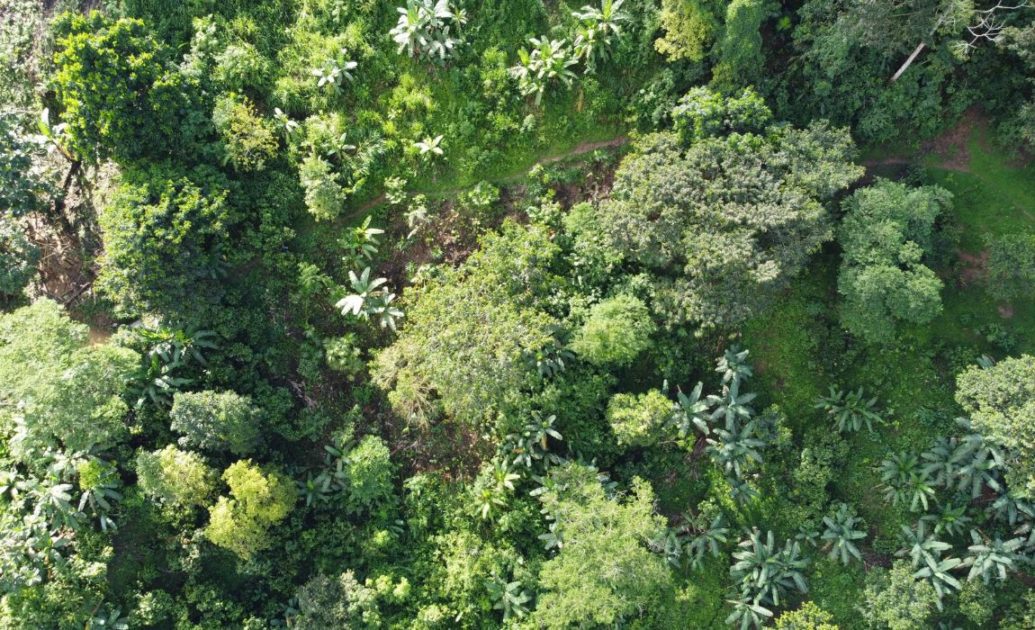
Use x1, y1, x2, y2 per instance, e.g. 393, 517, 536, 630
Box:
890, 41, 927, 82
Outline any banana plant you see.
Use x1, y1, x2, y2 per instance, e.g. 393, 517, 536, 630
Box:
815, 386, 883, 433
880, 451, 936, 512
707, 378, 757, 432
486, 574, 532, 621
715, 346, 753, 386
921, 502, 972, 537
731, 529, 809, 609
821, 503, 867, 565
898, 521, 951, 572
669, 381, 711, 441
965, 530, 1023, 583
336, 267, 389, 318
683, 514, 730, 572
725, 596, 773, 630
501, 412, 564, 471
707, 423, 765, 480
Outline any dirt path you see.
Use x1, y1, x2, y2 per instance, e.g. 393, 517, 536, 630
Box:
348, 135, 630, 216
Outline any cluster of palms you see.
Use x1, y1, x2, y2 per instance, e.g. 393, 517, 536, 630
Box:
474, 413, 565, 523
0, 451, 121, 591
509, 0, 629, 105
670, 347, 774, 505
727, 529, 809, 629
389, 0, 466, 62
129, 326, 218, 409
876, 419, 1035, 607
334, 220, 404, 331
297, 432, 350, 509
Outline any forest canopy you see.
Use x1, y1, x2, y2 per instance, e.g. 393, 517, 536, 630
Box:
2, 0, 1035, 628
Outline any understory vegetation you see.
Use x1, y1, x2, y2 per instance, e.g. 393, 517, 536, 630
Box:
2, 0, 1035, 628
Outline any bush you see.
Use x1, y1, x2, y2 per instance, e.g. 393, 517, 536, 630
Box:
571, 294, 655, 367
169, 390, 262, 455
774, 601, 837, 629
606, 390, 672, 448
212, 93, 279, 172
346, 435, 396, 513
985, 232, 1035, 302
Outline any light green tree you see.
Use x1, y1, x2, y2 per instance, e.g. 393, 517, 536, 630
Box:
534, 464, 674, 628
206, 460, 296, 559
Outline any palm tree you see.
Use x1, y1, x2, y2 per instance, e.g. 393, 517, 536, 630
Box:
815, 386, 883, 433
821, 503, 867, 565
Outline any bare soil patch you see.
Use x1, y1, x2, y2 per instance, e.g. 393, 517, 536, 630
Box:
957, 249, 989, 287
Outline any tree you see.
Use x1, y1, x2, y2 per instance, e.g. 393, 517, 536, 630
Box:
654, 0, 718, 62
862, 561, 939, 630
596, 89, 862, 330
51, 12, 203, 162
136, 445, 217, 508
711, 0, 766, 93
169, 390, 261, 456
570, 294, 655, 367
206, 460, 296, 559
97, 164, 236, 323
606, 390, 673, 448
985, 232, 1035, 302
837, 180, 951, 343
0, 300, 138, 463
534, 464, 674, 628
956, 355, 1035, 498
372, 221, 560, 427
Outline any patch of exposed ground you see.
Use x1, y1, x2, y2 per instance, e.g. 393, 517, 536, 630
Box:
957, 249, 989, 287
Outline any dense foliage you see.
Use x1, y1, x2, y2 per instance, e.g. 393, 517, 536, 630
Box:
2, 0, 1035, 628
